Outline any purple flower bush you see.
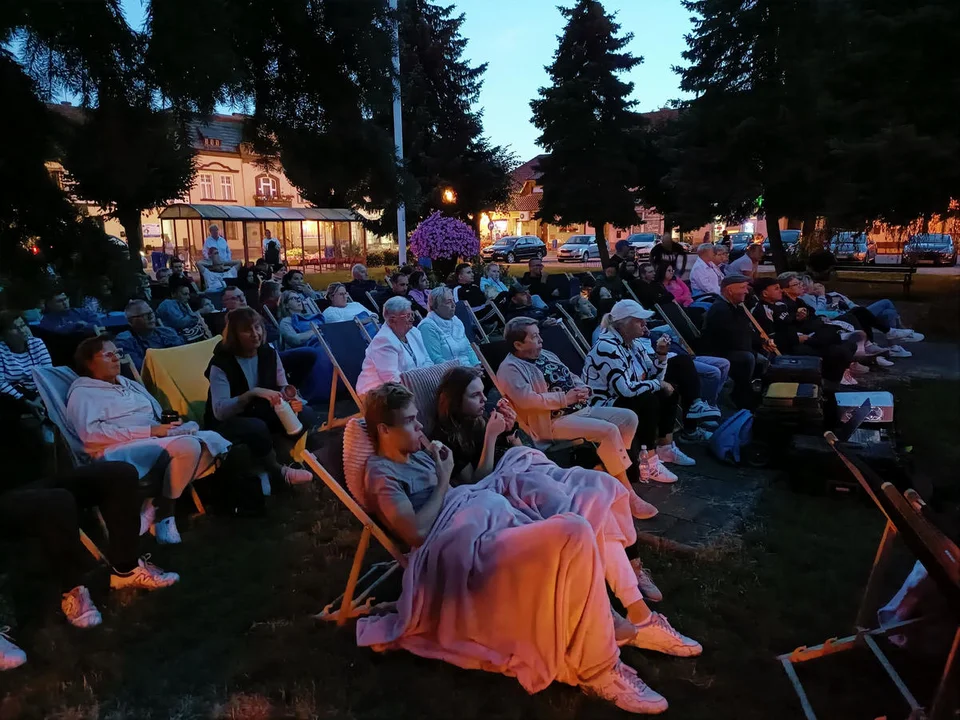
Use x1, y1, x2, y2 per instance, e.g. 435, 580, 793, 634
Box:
409, 211, 479, 260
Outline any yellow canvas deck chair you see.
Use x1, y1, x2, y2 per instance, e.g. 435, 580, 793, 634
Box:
310, 318, 372, 430
291, 429, 407, 625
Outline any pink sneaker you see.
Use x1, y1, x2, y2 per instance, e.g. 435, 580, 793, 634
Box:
281, 466, 313, 485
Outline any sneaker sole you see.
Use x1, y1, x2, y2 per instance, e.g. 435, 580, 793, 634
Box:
67, 612, 102, 629
627, 637, 703, 657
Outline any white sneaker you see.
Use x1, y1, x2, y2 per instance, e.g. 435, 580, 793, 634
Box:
841, 369, 858, 386
281, 465, 313, 485
0, 628, 27, 671
110, 555, 180, 591
625, 612, 703, 657
630, 559, 664, 602
630, 493, 659, 520
900, 330, 924, 342
886, 328, 913, 341
139, 500, 156, 537
875, 356, 894, 368
639, 458, 678, 484
849, 362, 870, 376
581, 661, 669, 715
657, 443, 696, 467
61, 586, 102, 629
686, 399, 720, 420
153, 516, 182, 545
887, 344, 912, 358
864, 342, 889, 355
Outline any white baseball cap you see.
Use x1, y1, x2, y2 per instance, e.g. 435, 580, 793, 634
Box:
609, 299, 654, 322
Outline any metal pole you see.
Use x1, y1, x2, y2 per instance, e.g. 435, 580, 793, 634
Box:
389, 0, 407, 265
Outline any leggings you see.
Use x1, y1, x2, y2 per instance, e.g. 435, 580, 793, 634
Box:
839, 306, 889, 339
866, 300, 899, 330
614, 390, 678, 454
164, 436, 205, 499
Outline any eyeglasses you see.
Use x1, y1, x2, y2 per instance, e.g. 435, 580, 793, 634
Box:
97, 348, 125, 361
128, 311, 155, 320
787, 281, 802, 288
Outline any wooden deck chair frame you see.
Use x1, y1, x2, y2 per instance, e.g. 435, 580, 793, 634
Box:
464, 303, 490, 343
555, 303, 591, 353
291, 440, 407, 625
621, 279, 641, 304
484, 299, 506, 331
355, 314, 381, 343
310, 321, 367, 430
654, 302, 697, 357
365, 290, 380, 315
261, 304, 284, 349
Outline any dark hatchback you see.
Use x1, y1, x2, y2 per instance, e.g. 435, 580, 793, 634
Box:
902, 233, 957, 266
480, 235, 547, 263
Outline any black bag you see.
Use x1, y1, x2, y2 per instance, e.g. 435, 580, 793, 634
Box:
766, 355, 822, 385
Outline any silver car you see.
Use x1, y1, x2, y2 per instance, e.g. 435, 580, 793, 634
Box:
625, 232, 660, 261
557, 234, 602, 262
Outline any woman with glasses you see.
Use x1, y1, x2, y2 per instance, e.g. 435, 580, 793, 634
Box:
277, 290, 324, 349
66, 336, 232, 544
321, 282, 370, 324
356, 296, 433, 397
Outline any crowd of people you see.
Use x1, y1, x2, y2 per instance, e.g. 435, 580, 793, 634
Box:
0, 230, 925, 715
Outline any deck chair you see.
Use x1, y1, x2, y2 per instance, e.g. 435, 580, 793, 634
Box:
204, 310, 228, 337
472, 342, 590, 461
546, 273, 571, 300
540, 322, 587, 377
621, 279, 641, 304
455, 301, 489, 343
365, 291, 381, 315
292, 429, 407, 625
654, 300, 701, 356
555, 303, 591, 352
311, 318, 371, 429
355, 314, 381, 343
261, 304, 284, 349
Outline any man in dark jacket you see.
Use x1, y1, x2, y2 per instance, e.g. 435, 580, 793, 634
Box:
701, 274, 772, 408
520, 257, 560, 306
345, 264, 379, 306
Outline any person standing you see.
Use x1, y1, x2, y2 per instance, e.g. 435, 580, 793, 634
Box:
725, 243, 763, 279
263, 229, 282, 269
649, 236, 687, 274
202, 224, 231, 261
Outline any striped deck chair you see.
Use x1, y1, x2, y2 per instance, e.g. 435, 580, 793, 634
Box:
310, 317, 372, 429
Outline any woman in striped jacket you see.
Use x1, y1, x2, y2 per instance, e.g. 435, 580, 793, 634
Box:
583, 300, 695, 483
1, 311, 52, 425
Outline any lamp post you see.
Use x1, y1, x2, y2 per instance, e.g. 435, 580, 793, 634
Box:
389, 0, 407, 265
442, 187, 456, 204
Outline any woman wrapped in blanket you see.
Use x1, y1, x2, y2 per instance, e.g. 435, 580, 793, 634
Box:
356, 383, 703, 715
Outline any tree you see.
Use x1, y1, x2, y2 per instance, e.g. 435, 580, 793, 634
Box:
383, 0, 514, 236
530, 0, 644, 267
58, 96, 196, 270
675, 0, 827, 272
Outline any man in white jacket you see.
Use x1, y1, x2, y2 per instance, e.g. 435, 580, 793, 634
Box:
689, 243, 724, 297
356, 296, 433, 396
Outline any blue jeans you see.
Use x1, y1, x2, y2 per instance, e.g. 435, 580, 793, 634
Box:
693, 356, 730, 405
866, 299, 899, 330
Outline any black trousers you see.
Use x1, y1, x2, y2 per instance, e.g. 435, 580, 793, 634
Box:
213, 406, 319, 461
0, 462, 141, 590
665, 354, 701, 430
614, 389, 678, 455
839, 306, 888, 339
721, 350, 769, 409
788, 339, 857, 382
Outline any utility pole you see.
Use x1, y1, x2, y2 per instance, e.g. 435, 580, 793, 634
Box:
389, 0, 407, 264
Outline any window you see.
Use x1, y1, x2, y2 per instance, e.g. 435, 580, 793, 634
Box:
257, 175, 278, 198
199, 173, 214, 199
220, 175, 235, 201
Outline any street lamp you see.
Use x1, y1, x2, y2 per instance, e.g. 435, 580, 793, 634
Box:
442, 187, 456, 204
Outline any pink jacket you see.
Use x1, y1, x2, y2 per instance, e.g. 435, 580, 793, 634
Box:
665, 278, 693, 307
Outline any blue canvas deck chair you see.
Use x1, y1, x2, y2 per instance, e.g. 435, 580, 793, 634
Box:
455, 300, 489, 343
555, 302, 591, 353
654, 300, 700, 356
539, 322, 587, 377
310, 317, 373, 429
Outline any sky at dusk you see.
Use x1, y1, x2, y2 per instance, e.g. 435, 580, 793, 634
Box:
119, 0, 694, 162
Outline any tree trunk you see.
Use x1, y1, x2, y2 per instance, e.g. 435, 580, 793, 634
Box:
766, 211, 789, 274
593, 220, 611, 267
116, 206, 145, 273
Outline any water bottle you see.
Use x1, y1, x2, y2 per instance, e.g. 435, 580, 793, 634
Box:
274, 385, 303, 436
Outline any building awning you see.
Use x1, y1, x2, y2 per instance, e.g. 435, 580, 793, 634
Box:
158, 203, 360, 222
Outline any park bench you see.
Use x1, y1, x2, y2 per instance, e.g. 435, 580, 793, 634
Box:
832, 264, 917, 295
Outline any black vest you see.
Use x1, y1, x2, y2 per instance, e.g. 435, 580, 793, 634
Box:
204, 341, 280, 428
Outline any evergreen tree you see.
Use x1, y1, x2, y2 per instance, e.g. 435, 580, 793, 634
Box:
675, 0, 826, 271
378, 0, 514, 237
530, 0, 644, 267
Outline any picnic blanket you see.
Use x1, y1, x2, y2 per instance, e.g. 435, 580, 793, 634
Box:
356, 447, 635, 693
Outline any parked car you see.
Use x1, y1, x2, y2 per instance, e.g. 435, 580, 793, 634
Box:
557, 234, 602, 263
830, 231, 877, 264
902, 233, 957, 266
728, 232, 759, 260
762, 229, 801, 262
624, 232, 661, 261
480, 235, 546, 263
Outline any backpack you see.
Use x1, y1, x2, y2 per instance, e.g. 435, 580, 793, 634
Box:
708, 409, 754, 464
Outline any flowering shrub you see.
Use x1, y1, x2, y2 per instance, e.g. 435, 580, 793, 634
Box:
409, 212, 479, 260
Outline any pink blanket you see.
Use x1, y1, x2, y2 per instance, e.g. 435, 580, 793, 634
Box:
356, 447, 636, 693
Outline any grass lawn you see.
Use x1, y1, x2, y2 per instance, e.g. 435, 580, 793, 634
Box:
1, 281, 957, 719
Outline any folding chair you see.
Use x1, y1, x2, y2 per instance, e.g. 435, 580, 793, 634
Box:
310, 318, 371, 429
291, 430, 407, 626
540, 322, 587, 377
455, 301, 489, 343
555, 303, 591, 353
141, 336, 221, 426
261, 304, 284, 350
654, 300, 701, 356
355, 314, 381, 343
472, 342, 590, 460
204, 310, 228, 337
546, 273, 571, 300
365, 291, 381, 315
621, 279, 641, 304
